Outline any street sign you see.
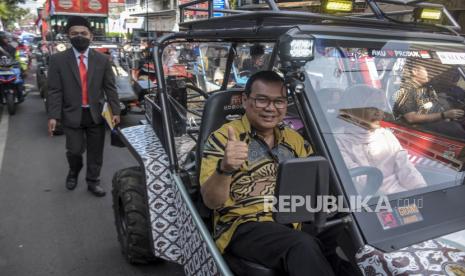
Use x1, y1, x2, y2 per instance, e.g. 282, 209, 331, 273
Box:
213, 0, 225, 17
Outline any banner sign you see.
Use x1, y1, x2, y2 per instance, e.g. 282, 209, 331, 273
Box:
213, 0, 225, 17
52, 0, 108, 15
437, 52, 465, 65
81, 0, 109, 14
369, 49, 432, 59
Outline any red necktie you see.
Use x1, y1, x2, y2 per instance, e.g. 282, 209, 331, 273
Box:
79, 54, 88, 106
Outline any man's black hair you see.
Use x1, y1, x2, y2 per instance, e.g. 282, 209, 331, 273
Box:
65, 16, 93, 33
250, 43, 264, 57
244, 70, 284, 96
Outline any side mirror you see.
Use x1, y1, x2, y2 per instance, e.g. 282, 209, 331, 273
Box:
273, 156, 329, 230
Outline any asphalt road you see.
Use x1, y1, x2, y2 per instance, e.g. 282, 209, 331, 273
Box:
0, 66, 184, 276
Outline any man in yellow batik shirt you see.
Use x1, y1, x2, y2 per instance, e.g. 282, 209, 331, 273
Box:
200, 71, 335, 275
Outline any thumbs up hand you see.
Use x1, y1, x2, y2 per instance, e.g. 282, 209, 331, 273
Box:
221, 127, 248, 173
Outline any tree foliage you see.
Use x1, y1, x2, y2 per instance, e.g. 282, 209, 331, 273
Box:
0, 0, 28, 29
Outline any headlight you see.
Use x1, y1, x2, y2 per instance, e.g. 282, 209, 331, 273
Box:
289, 40, 313, 58
415, 7, 443, 21
322, 0, 354, 13
278, 33, 315, 69
0, 57, 12, 66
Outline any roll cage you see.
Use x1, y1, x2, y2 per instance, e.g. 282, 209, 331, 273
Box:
130, 1, 465, 274
179, 0, 461, 33
150, 0, 465, 172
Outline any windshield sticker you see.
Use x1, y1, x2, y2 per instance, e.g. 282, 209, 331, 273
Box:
436, 52, 465, 64
369, 49, 431, 59
377, 203, 423, 230
377, 210, 400, 230
224, 95, 242, 111
396, 204, 423, 225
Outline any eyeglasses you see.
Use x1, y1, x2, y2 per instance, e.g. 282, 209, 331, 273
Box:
248, 96, 288, 109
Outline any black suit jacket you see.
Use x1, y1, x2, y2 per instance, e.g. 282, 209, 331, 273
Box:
47, 48, 121, 128
0, 44, 16, 58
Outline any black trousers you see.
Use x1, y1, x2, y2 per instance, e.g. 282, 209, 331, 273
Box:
64, 108, 105, 183
227, 221, 335, 276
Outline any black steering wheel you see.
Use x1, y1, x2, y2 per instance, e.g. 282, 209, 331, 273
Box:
185, 83, 209, 99
239, 70, 252, 78
349, 166, 384, 197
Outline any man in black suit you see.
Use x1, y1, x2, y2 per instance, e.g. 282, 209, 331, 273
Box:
47, 16, 121, 197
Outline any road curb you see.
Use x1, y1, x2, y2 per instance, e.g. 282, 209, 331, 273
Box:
0, 108, 8, 174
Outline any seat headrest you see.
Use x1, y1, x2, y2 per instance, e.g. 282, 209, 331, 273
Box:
196, 89, 245, 176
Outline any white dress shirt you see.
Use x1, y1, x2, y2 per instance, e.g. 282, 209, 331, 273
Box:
72, 47, 90, 107
72, 47, 89, 69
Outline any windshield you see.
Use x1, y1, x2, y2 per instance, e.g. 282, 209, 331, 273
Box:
305, 37, 465, 198
173, 42, 275, 92
230, 42, 275, 87
198, 43, 231, 91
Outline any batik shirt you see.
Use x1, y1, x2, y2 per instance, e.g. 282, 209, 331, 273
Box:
199, 115, 311, 253
393, 83, 445, 120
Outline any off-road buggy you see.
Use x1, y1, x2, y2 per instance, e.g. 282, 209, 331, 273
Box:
112, 0, 465, 275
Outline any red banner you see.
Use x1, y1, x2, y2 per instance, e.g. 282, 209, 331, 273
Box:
53, 0, 81, 13
52, 0, 108, 15
179, 0, 208, 17
81, 0, 108, 14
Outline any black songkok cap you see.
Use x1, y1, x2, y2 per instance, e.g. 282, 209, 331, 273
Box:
65, 16, 92, 33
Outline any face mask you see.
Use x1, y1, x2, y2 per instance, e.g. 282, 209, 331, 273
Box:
70, 36, 90, 52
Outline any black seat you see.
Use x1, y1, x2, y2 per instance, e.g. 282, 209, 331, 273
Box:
194, 89, 245, 225
196, 89, 277, 276
196, 89, 245, 177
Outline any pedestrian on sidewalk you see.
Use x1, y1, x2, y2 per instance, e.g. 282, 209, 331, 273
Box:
47, 16, 121, 197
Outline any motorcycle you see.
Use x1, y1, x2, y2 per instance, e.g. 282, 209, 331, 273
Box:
132, 62, 157, 98
35, 42, 51, 98
14, 40, 32, 78
0, 56, 24, 115
17, 48, 31, 78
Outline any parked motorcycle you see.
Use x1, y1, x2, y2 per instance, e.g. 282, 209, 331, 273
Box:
132, 62, 158, 100
35, 42, 50, 98
0, 56, 24, 115
16, 47, 31, 78
109, 46, 147, 115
